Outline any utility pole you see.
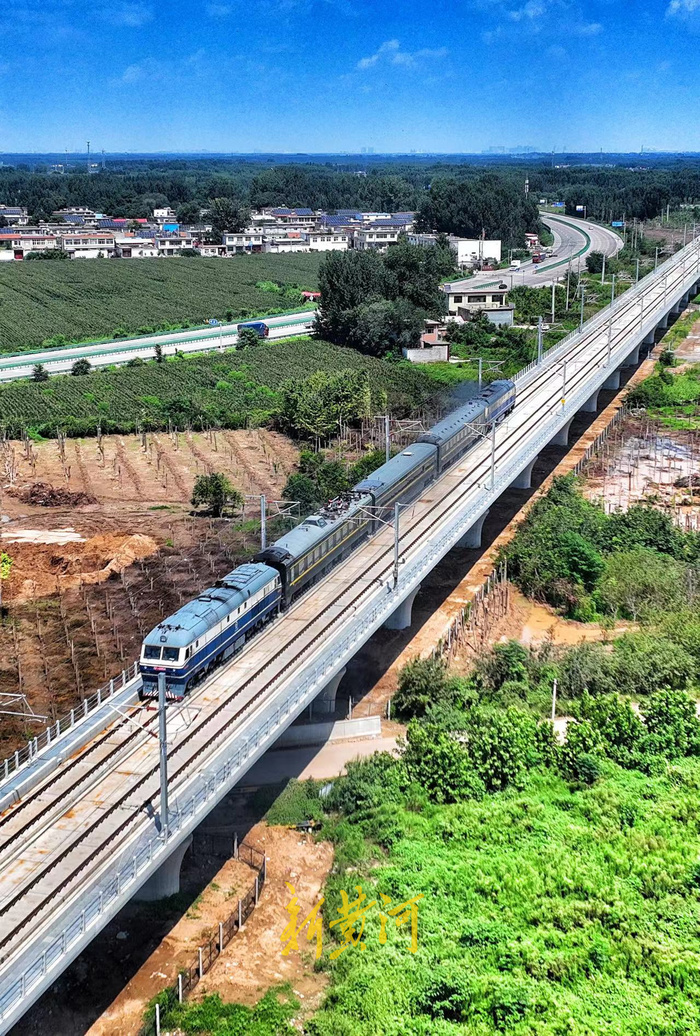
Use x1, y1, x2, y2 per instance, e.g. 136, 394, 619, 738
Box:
561, 359, 567, 401
490, 422, 496, 488
635, 257, 640, 284
579, 286, 585, 332
384, 415, 390, 464
606, 312, 613, 365
537, 316, 543, 364
260, 494, 267, 550
565, 258, 571, 311
601, 252, 606, 285
86, 140, 90, 174
393, 502, 400, 589
158, 673, 169, 840
478, 356, 483, 391
610, 272, 616, 305
655, 247, 659, 270
551, 281, 556, 322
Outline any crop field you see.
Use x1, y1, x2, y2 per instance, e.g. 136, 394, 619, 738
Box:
0, 253, 323, 353
0, 338, 450, 437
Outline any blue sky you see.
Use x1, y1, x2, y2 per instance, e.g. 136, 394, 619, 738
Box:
2, 0, 700, 153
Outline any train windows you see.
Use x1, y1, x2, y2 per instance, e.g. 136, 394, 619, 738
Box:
144, 645, 161, 660
163, 647, 180, 662
185, 647, 192, 659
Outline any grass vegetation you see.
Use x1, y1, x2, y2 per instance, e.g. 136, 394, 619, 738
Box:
0, 253, 323, 353
0, 337, 456, 438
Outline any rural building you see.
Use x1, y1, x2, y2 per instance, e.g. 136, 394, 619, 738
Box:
442, 280, 514, 325
302, 230, 349, 251
0, 206, 29, 226
262, 234, 311, 254
153, 207, 177, 223
58, 233, 115, 258
196, 242, 228, 256
409, 233, 502, 268
224, 230, 264, 253
114, 235, 159, 258
0, 233, 57, 260
403, 326, 450, 364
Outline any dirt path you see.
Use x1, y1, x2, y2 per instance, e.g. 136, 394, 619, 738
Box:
88, 825, 334, 1036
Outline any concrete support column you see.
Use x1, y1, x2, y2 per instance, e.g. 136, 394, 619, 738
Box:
135, 834, 192, 901
643, 331, 656, 347
315, 666, 347, 709
550, 416, 575, 448
657, 313, 669, 330
622, 344, 640, 367
384, 585, 421, 631
602, 369, 620, 390
509, 457, 538, 490
579, 389, 600, 414
456, 509, 490, 548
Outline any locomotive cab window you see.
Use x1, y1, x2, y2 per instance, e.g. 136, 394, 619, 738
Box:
144, 646, 161, 660
163, 647, 180, 662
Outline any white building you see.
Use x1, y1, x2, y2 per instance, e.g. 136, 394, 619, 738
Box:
114, 235, 159, 258
224, 230, 264, 253
0, 206, 29, 226
442, 280, 514, 325
353, 225, 402, 251
408, 232, 502, 268
153, 207, 177, 223
302, 230, 349, 252
59, 233, 115, 258
0, 232, 57, 260
262, 235, 310, 254
196, 242, 228, 257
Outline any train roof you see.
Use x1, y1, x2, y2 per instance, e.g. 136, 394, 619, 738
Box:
143, 563, 278, 648
353, 442, 436, 499
256, 492, 373, 565
418, 380, 515, 447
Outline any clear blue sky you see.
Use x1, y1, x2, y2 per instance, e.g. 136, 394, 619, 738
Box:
2, 0, 699, 153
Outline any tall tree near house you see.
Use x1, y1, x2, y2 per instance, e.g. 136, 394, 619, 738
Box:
0, 552, 12, 613
208, 197, 250, 237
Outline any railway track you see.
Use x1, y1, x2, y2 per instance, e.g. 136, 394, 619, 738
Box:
0, 247, 696, 966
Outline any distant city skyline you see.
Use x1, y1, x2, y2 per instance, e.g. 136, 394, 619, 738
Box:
2, 0, 699, 153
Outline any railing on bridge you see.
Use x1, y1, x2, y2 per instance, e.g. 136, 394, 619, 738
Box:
139, 839, 266, 1036
3, 237, 700, 1033
0, 663, 140, 786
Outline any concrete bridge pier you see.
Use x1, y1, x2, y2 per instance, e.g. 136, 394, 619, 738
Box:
602, 369, 621, 390
657, 313, 669, 330
623, 344, 640, 366
315, 666, 347, 709
509, 457, 538, 490
456, 509, 490, 548
579, 389, 600, 414
384, 585, 421, 631
135, 834, 193, 901
550, 416, 575, 448
643, 331, 656, 347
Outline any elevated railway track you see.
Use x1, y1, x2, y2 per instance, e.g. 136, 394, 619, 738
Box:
0, 237, 699, 1031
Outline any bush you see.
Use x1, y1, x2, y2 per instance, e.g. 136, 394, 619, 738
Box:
463, 707, 537, 792
642, 689, 700, 758
402, 721, 485, 804
393, 656, 452, 719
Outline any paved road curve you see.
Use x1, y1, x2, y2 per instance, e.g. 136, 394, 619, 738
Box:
0, 310, 317, 383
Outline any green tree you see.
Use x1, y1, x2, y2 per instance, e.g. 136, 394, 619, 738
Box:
0, 551, 12, 612
402, 721, 485, 804
597, 548, 685, 620
191, 472, 242, 517
642, 689, 700, 758
586, 251, 605, 274
154, 343, 164, 363
71, 358, 92, 376
394, 656, 451, 719
281, 472, 320, 515
208, 197, 250, 237
237, 326, 263, 350
279, 369, 371, 439
463, 707, 537, 792
32, 364, 49, 382
347, 298, 424, 357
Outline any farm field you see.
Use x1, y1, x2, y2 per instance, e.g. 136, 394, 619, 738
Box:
0, 427, 300, 756
0, 338, 453, 437
0, 252, 323, 353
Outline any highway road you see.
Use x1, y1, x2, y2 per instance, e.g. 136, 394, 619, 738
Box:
465, 211, 623, 292
0, 237, 698, 1032
0, 310, 316, 383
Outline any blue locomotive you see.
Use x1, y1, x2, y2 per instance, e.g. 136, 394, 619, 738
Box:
140, 378, 516, 698
139, 563, 281, 698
